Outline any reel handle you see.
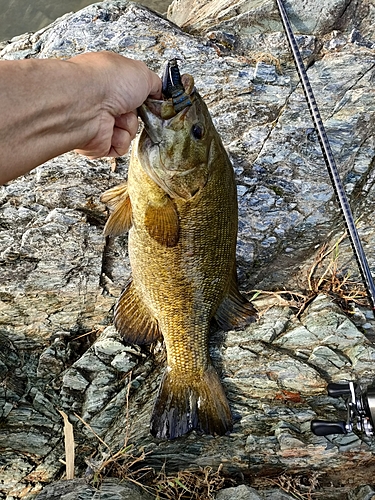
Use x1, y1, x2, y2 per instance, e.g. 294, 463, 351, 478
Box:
311, 419, 347, 436
327, 382, 353, 398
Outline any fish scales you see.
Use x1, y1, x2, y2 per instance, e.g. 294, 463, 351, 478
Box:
128, 144, 236, 372
101, 61, 257, 439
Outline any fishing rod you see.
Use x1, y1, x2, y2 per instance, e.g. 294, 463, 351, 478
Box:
275, 0, 375, 313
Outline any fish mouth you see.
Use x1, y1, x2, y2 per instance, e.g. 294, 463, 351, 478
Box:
138, 100, 190, 145
138, 59, 196, 145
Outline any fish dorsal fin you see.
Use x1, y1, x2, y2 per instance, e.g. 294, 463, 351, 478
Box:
114, 280, 161, 345
214, 270, 258, 330
100, 183, 132, 237
144, 196, 179, 247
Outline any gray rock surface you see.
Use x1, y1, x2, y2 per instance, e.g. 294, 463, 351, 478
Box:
216, 485, 264, 500
1, 1, 375, 499
35, 478, 153, 500
215, 484, 298, 499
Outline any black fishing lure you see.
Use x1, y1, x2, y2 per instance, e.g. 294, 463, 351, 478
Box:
162, 59, 192, 113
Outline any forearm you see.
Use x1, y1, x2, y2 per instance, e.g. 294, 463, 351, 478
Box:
0, 57, 102, 184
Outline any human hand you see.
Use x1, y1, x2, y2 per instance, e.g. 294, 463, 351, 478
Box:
70, 51, 162, 158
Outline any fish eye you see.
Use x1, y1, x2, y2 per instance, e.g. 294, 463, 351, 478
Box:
191, 123, 204, 140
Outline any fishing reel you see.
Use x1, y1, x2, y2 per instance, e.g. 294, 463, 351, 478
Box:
311, 382, 375, 437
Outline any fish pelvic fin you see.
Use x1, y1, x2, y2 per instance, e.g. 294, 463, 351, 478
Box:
144, 196, 179, 247
215, 271, 258, 330
100, 183, 132, 237
150, 365, 233, 439
114, 280, 161, 345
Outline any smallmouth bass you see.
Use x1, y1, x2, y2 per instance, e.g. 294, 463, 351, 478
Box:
101, 60, 257, 439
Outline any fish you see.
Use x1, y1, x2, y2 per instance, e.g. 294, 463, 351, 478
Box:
100, 59, 257, 440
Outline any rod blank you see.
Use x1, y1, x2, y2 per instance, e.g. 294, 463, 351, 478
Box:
275, 0, 375, 311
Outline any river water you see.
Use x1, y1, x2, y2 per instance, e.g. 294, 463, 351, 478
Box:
0, 0, 172, 42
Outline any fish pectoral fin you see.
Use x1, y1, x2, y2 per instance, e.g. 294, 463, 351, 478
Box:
144, 197, 179, 247
100, 183, 132, 237
100, 182, 129, 206
150, 365, 233, 440
214, 272, 258, 330
114, 280, 161, 345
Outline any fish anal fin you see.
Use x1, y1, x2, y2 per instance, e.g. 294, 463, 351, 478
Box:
215, 272, 258, 330
114, 280, 161, 345
100, 183, 132, 237
150, 365, 232, 439
144, 197, 179, 247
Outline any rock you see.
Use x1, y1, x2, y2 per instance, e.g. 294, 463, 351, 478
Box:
35, 478, 153, 500
348, 485, 375, 500
215, 484, 297, 499
1, 1, 375, 499
167, 0, 375, 46
216, 484, 263, 499
261, 491, 297, 500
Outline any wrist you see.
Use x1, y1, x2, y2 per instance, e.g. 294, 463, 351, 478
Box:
63, 55, 107, 149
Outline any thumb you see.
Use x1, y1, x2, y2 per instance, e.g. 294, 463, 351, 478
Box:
148, 71, 162, 99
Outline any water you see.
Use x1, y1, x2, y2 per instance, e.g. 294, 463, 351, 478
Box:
0, 0, 171, 42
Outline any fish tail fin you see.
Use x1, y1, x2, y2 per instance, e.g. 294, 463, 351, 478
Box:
150, 365, 233, 439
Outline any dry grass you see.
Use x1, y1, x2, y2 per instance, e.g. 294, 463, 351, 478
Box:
75, 415, 230, 498
80, 425, 228, 498
88, 443, 152, 491
262, 471, 323, 500
72, 380, 229, 499
58, 410, 75, 480
250, 231, 368, 317
75, 380, 154, 491
305, 233, 368, 313
152, 464, 230, 500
